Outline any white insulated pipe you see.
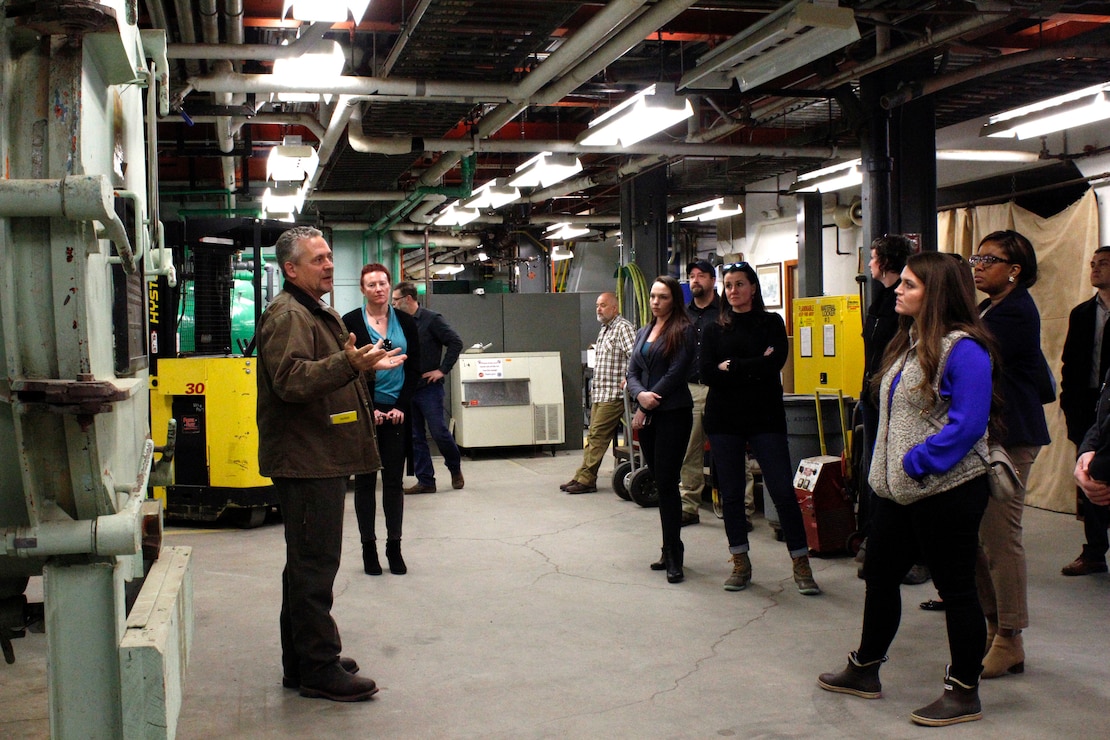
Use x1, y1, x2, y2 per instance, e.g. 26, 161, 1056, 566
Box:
187, 73, 520, 102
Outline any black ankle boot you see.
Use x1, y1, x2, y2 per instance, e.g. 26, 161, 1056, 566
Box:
910, 666, 982, 726
650, 547, 667, 571
385, 540, 407, 575
362, 543, 382, 576
665, 542, 684, 583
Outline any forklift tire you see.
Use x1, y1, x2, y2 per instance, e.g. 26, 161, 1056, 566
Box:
628, 467, 659, 508
612, 461, 633, 501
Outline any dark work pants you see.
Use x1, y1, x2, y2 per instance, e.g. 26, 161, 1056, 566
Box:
639, 407, 693, 549
354, 416, 406, 543
275, 476, 346, 681
858, 477, 990, 686
1080, 492, 1110, 561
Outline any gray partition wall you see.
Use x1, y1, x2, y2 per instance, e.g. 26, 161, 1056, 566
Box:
426, 291, 588, 451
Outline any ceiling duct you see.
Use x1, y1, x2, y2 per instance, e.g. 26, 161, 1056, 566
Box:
678, 0, 860, 92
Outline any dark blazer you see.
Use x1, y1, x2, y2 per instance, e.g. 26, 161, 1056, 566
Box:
626, 323, 694, 414
862, 279, 900, 407
978, 286, 1050, 448
342, 306, 422, 414
700, 309, 789, 436
1061, 296, 1110, 445
1080, 370, 1110, 481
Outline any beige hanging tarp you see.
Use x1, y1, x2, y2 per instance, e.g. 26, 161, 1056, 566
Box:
938, 188, 1101, 512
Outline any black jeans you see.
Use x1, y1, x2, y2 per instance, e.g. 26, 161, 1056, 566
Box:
858, 476, 990, 686
710, 432, 809, 556
639, 407, 693, 549
276, 476, 346, 681
354, 413, 407, 543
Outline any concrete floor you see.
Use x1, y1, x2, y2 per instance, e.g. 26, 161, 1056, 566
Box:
4, 450, 1110, 738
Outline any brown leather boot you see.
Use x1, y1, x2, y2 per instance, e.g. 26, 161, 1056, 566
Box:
982, 632, 1024, 678
817, 652, 886, 699
910, 667, 982, 726
723, 552, 752, 591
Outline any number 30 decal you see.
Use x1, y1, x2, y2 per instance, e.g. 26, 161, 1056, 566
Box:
184, 383, 206, 394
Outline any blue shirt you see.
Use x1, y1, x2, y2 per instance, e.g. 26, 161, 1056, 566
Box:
363, 306, 408, 405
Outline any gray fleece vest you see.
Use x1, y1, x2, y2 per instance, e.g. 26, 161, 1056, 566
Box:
869, 331, 988, 505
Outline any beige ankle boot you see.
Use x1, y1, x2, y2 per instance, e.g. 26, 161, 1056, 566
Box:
723, 552, 752, 591
792, 555, 821, 595
982, 632, 1024, 678
985, 617, 998, 656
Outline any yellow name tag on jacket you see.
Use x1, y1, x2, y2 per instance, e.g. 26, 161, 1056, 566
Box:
330, 411, 358, 425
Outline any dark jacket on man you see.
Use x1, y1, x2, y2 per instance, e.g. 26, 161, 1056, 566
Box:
257, 282, 380, 478
411, 306, 463, 387
1061, 296, 1110, 445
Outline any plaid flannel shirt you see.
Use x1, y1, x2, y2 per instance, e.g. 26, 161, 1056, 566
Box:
591, 314, 636, 404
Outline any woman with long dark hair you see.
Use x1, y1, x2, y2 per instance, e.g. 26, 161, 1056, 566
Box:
627, 275, 694, 583
818, 251, 997, 727
700, 262, 820, 595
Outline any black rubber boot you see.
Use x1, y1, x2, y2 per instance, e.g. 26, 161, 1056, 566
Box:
363, 543, 382, 576
385, 539, 407, 575
910, 667, 982, 726
817, 651, 886, 699
665, 542, 684, 583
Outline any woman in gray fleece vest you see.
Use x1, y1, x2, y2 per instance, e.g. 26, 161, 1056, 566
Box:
818, 252, 998, 727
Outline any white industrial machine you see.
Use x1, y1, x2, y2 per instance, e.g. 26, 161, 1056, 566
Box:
0, 3, 191, 738
451, 352, 565, 449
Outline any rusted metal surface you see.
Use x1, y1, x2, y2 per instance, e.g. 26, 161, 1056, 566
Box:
7, 1, 117, 36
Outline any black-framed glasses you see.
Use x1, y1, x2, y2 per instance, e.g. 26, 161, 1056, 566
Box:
968, 255, 1011, 266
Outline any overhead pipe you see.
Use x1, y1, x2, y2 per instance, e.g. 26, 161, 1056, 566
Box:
168, 20, 331, 60
304, 96, 360, 195
881, 43, 1110, 109
389, 230, 480, 248
170, 0, 201, 77
196, 113, 328, 141
199, 0, 237, 203
348, 133, 859, 160
380, 0, 435, 77
186, 73, 520, 102
414, 0, 695, 190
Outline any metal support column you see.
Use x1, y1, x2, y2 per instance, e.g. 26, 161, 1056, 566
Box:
796, 193, 824, 297
620, 167, 669, 282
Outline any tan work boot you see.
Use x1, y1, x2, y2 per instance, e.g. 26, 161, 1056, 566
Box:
723, 552, 752, 591
792, 555, 821, 595
982, 632, 1024, 678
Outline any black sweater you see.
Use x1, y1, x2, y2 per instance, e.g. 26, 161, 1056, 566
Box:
700, 309, 789, 436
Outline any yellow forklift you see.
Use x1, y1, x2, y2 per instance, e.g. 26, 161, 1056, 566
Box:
149, 219, 285, 527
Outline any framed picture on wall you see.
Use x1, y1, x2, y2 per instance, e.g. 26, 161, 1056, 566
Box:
756, 263, 783, 309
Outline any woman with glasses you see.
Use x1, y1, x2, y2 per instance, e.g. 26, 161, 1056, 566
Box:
628, 275, 694, 583
970, 230, 1053, 678
699, 262, 820, 595
818, 251, 997, 727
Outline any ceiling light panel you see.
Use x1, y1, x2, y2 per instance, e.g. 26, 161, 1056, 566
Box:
282, 0, 371, 23
272, 41, 346, 103
507, 152, 583, 189
981, 86, 1110, 140
577, 84, 693, 148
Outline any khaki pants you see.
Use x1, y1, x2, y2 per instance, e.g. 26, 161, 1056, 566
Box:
573, 399, 625, 486
976, 444, 1039, 630
679, 383, 709, 515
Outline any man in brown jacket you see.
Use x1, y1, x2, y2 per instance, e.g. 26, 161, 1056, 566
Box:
257, 226, 401, 702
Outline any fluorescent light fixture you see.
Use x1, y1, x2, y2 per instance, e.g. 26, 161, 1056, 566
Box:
792, 158, 862, 193
936, 149, 1041, 163
551, 246, 574, 262
272, 41, 346, 103
460, 178, 520, 210
679, 197, 744, 222
981, 84, 1110, 140
282, 0, 371, 23
476, 251, 490, 262
267, 143, 320, 182
434, 264, 465, 276
545, 222, 591, 241
507, 152, 583, 188
262, 185, 306, 215
577, 83, 694, 148
679, 0, 860, 91
433, 202, 481, 226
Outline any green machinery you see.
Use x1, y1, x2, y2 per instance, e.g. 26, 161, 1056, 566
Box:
0, 5, 191, 737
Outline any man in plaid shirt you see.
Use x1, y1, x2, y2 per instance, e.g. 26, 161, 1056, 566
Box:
562, 293, 636, 494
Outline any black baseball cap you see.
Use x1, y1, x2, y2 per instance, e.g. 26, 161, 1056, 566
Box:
687, 259, 714, 276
